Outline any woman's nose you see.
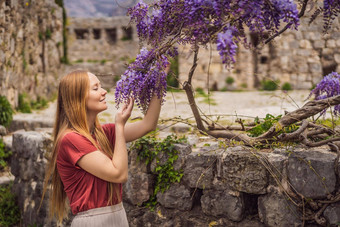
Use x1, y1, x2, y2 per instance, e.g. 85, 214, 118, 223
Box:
102, 88, 107, 95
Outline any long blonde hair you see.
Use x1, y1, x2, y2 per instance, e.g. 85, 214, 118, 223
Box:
41, 70, 120, 223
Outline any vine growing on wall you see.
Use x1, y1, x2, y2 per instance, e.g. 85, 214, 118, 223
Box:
55, 0, 69, 64
131, 134, 187, 208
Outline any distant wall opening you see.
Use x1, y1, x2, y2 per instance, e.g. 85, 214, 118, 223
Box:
122, 27, 133, 41
322, 63, 337, 77
74, 29, 89, 40
105, 28, 117, 44
93, 29, 101, 40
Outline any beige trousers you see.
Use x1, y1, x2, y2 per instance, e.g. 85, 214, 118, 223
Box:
71, 203, 129, 227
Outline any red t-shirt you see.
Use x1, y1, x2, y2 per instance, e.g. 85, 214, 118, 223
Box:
56, 123, 121, 214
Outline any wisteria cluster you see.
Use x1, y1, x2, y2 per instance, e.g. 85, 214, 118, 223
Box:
115, 47, 170, 113
323, 0, 340, 31
309, 72, 340, 116
116, 0, 340, 112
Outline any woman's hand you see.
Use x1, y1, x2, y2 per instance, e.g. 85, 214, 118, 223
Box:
115, 98, 134, 126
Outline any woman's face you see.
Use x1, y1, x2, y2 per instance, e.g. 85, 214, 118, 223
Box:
86, 72, 108, 115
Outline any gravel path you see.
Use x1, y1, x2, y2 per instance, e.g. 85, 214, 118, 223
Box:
14, 90, 311, 126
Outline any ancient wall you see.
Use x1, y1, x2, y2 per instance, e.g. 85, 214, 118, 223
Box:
0, 0, 64, 107
10, 130, 340, 226
66, 17, 139, 81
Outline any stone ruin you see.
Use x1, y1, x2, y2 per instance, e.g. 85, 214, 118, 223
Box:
8, 130, 340, 226
0, 0, 64, 107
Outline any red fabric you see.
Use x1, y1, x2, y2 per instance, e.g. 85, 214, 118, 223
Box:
56, 123, 122, 214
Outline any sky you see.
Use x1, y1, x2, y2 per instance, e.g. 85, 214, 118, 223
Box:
64, 0, 140, 17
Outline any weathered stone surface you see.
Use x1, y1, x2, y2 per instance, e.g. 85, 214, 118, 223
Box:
264, 152, 288, 187
1, 0, 63, 107
201, 189, 244, 221
10, 130, 68, 226
258, 188, 301, 227
150, 143, 192, 173
183, 148, 223, 189
9, 118, 53, 133
128, 148, 149, 173
157, 183, 193, 211
219, 149, 268, 194
11, 131, 51, 160
171, 123, 191, 133
323, 202, 340, 225
123, 171, 154, 206
287, 149, 336, 199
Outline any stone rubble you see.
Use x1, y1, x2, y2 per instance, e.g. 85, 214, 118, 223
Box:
9, 130, 340, 226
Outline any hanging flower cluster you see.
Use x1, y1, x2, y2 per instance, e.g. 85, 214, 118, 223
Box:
309, 72, 340, 116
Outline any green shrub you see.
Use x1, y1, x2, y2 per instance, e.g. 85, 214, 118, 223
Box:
45, 29, 52, 40
261, 79, 278, 91
0, 96, 13, 127
281, 82, 292, 91
74, 59, 84, 63
17, 93, 31, 113
225, 76, 235, 85
0, 138, 11, 169
0, 183, 21, 226
241, 83, 248, 88
30, 96, 48, 110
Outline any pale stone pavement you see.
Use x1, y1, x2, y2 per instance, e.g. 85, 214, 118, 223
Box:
14, 90, 311, 126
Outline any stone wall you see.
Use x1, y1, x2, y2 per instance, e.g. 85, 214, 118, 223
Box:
10, 130, 340, 226
0, 0, 64, 107
66, 17, 139, 83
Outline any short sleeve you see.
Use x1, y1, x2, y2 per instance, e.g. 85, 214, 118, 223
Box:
102, 123, 115, 145
58, 133, 98, 166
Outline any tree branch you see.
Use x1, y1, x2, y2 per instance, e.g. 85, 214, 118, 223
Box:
265, 0, 309, 44
183, 47, 206, 132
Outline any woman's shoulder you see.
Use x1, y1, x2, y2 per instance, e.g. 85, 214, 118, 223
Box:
101, 123, 115, 130
59, 130, 85, 144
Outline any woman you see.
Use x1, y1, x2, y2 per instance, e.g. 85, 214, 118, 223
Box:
42, 70, 162, 226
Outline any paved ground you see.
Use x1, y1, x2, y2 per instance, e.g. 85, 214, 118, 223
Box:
14, 90, 312, 126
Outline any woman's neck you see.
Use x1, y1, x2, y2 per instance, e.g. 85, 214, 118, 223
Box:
87, 113, 97, 134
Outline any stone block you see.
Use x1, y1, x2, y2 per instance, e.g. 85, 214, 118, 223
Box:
309, 63, 322, 73
323, 201, 340, 225
287, 149, 336, 199
201, 189, 244, 221
157, 183, 193, 211
334, 54, 340, 64
258, 188, 301, 227
128, 148, 149, 173
12, 131, 51, 160
326, 40, 336, 48
123, 171, 154, 206
219, 149, 268, 194
299, 39, 312, 49
150, 143, 192, 173
183, 148, 222, 189
264, 152, 288, 187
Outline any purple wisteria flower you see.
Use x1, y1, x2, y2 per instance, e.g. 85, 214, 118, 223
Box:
309, 72, 340, 116
216, 26, 238, 67
115, 47, 170, 113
